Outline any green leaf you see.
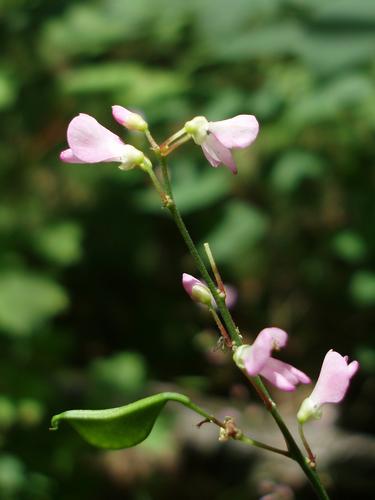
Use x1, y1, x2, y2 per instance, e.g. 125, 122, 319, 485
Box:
50, 392, 210, 450
270, 151, 324, 193
204, 201, 268, 263
33, 222, 83, 266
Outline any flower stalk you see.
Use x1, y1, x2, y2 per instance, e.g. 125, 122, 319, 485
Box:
148, 153, 330, 500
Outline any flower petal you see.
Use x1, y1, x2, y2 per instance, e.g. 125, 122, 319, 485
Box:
245, 328, 288, 376
201, 133, 237, 174
59, 149, 85, 164
67, 113, 127, 163
260, 357, 311, 392
208, 115, 259, 149
310, 350, 359, 406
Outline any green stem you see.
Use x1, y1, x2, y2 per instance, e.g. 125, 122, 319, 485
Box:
168, 200, 242, 347
236, 432, 289, 457
299, 422, 316, 466
151, 155, 330, 500
181, 398, 288, 458
251, 376, 329, 499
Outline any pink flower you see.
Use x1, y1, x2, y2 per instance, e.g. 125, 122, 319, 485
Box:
297, 350, 359, 423
112, 105, 148, 132
184, 114, 259, 174
60, 113, 146, 169
182, 273, 213, 307
234, 328, 311, 391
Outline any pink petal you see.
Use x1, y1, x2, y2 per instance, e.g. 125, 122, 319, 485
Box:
310, 350, 359, 406
348, 360, 359, 378
245, 328, 288, 376
67, 113, 127, 163
201, 133, 237, 174
260, 358, 311, 392
208, 115, 259, 149
59, 149, 85, 164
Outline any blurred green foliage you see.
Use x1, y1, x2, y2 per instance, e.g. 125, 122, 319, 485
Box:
0, 0, 374, 498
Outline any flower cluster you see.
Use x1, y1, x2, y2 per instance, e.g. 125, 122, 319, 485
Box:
60, 107, 259, 174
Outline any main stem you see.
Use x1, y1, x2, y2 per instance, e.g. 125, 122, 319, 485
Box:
154, 156, 329, 500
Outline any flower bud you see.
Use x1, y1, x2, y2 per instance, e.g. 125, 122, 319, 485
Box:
112, 105, 148, 132
182, 273, 213, 307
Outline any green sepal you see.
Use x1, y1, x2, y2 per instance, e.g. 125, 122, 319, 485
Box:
50, 392, 210, 449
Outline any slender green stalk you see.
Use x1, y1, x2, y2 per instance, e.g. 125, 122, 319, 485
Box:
236, 432, 289, 457
186, 402, 289, 457
209, 307, 232, 348
148, 155, 330, 500
204, 242, 225, 294
299, 422, 316, 466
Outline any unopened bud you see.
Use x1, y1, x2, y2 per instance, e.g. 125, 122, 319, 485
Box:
182, 273, 213, 307
112, 105, 148, 132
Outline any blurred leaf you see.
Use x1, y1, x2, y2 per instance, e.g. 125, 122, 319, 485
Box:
270, 151, 324, 193
39, 5, 126, 63
0, 71, 16, 110
356, 346, 375, 373
134, 163, 232, 214
298, 33, 375, 74
0, 397, 17, 429
0, 271, 68, 336
214, 22, 303, 60
350, 270, 375, 306
33, 222, 83, 266
287, 74, 374, 125
90, 352, 146, 396
314, 0, 375, 23
331, 231, 366, 263
0, 455, 25, 496
17, 399, 44, 427
204, 201, 268, 263
51, 392, 210, 449
60, 63, 188, 108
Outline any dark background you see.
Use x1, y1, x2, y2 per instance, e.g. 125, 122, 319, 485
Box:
0, 0, 374, 498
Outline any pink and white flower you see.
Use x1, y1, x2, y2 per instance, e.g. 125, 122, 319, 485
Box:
297, 350, 359, 423
60, 113, 146, 170
184, 114, 259, 174
234, 328, 311, 391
